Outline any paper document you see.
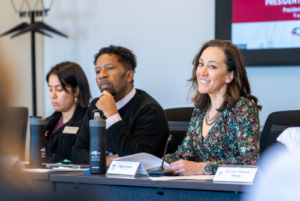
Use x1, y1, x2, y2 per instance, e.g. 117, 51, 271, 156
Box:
22, 169, 50, 173
22, 167, 88, 173
113, 152, 169, 170
149, 175, 215, 181
43, 163, 89, 169
51, 167, 88, 172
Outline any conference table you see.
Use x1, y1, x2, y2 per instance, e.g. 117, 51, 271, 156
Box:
25, 170, 253, 201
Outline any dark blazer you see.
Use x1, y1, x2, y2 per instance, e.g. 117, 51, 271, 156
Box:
45, 105, 87, 163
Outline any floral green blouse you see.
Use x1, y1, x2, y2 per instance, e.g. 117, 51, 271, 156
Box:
165, 97, 260, 174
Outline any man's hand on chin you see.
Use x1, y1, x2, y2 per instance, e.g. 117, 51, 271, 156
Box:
96, 90, 118, 118
106, 154, 119, 166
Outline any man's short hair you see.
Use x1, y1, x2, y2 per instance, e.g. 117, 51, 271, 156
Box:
93, 45, 137, 72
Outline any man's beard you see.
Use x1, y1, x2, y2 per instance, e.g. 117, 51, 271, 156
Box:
99, 81, 116, 96
99, 71, 127, 97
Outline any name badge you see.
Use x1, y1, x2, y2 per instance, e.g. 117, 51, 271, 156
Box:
106, 161, 148, 176
213, 166, 258, 183
62, 126, 79, 134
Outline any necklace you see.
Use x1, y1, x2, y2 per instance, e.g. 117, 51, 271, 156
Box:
205, 107, 220, 126
206, 107, 219, 121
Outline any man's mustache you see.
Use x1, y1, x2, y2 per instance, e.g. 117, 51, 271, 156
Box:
100, 80, 113, 88
99, 80, 116, 96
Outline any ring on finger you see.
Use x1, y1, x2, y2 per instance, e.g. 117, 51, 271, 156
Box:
174, 170, 179, 175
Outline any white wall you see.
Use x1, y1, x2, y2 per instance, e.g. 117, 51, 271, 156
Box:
44, 0, 215, 114
247, 66, 300, 124
0, 0, 44, 161
43, 0, 300, 126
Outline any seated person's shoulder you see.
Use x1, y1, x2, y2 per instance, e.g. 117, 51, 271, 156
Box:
135, 89, 164, 109
74, 105, 88, 122
87, 98, 99, 112
231, 97, 260, 127
90, 97, 99, 105
233, 97, 258, 112
192, 107, 201, 115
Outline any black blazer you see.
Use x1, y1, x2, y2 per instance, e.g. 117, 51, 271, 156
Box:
45, 105, 87, 163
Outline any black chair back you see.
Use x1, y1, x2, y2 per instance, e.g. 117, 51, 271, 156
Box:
260, 110, 300, 154
2, 107, 29, 161
164, 107, 194, 153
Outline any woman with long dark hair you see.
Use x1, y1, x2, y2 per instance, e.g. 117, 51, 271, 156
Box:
165, 39, 262, 175
45, 62, 91, 163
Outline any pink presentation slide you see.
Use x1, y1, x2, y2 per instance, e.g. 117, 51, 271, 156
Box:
232, 0, 300, 49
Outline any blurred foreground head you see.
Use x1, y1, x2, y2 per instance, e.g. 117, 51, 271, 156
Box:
0, 55, 14, 156
0, 52, 36, 192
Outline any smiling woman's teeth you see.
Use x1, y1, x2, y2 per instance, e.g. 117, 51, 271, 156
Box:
200, 80, 209, 84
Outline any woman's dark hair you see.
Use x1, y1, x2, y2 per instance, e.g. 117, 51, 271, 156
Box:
93, 45, 137, 72
46, 62, 91, 107
189, 39, 262, 112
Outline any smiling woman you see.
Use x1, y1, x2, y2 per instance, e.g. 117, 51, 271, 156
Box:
165, 39, 262, 176
45, 62, 91, 163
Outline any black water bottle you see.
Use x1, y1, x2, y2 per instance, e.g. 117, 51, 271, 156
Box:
89, 109, 106, 174
29, 116, 46, 168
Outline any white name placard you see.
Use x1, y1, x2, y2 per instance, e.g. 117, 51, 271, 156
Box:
213, 166, 258, 183
106, 161, 148, 176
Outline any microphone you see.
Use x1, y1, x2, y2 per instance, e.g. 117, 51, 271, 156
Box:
149, 135, 174, 176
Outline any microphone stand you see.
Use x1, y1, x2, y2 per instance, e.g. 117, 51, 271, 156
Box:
149, 135, 174, 176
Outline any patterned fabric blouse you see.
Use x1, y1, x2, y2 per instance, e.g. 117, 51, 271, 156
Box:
165, 97, 260, 174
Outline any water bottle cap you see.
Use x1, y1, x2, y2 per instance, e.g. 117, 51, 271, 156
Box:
30, 116, 46, 125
